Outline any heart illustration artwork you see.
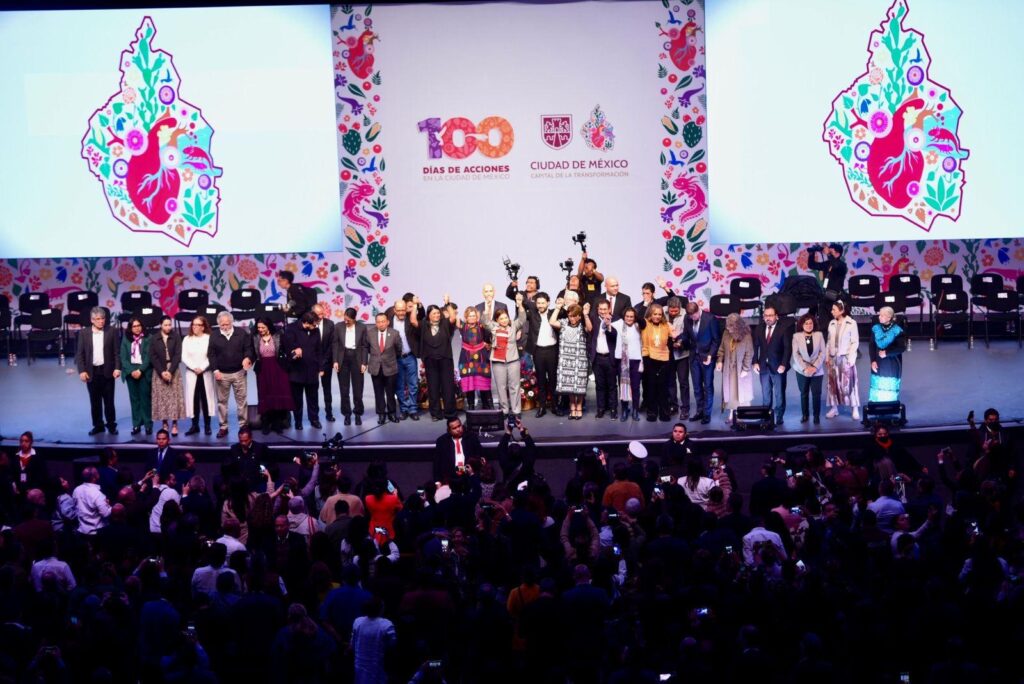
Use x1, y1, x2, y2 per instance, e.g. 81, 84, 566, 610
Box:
81, 17, 222, 246
822, 0, 968, 231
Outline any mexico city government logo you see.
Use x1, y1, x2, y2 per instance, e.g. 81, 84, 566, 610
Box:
541, 115, 572, 150
81, 17, 222, 246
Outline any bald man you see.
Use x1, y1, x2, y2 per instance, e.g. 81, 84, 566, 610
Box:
601, 277, 632, 321
475, 283, 508, 325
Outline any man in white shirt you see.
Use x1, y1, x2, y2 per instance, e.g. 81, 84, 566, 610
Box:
149, 472, 181, 534
72, 467, 112, 535
866, 480, 906, 534
742, 521, 787, 565
216, 519, 247, 557
526, 293, 560, 417
191, 542, 241, 598
30, 539, 77, 592
74, 307, 122, 435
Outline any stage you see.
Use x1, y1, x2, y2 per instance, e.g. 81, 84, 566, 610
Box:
2, 339, 1021, 457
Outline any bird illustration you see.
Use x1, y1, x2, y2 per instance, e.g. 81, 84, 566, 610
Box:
867, 97, 930, 209
346, 30, 378, 79
667, 10, 682, 25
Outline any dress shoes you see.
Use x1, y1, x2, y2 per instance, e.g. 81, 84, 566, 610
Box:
813, 415, 821, 424
217, 426, 229, 438
536, 407, 547, 418
294, 422, 304, 430
399, 413, 408, 421
596, 410, 605, 419
409, 413, 419, 421
185, 423, 200, 436
355, 415, 362, 426
689, 413, 703, 422
107, 425, 118, 435
344, 416, 351, 426
700, 416, 711, 425
131, 426, 142, 436
800, 415, 809, 423
326, 412, 335, 422
775, 416, 784, 426
377, 415, 386, 425
389, 414, 400, 424
609, 410, 617, 420
89, 426, 105, 436
310, 420, 322, 430
646, 414, 657, 422
659, 414, 671, 421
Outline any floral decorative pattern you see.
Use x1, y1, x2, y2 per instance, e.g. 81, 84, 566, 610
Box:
823, 1, 968, 230
81, 18, 222, 247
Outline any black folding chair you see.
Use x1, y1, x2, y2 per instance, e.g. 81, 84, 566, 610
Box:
709, 294, 741, 322
119, 291, 153, 324
730, 276, 763, 318
255, 303, 286, 327
848, 275, 881, 315
230, 288, 261, 322
175, 288, 210, 333
887, 274, 923, 330
136, 306, 165, 334
26, 307, 63, 365
979, 289, 1021, 348
929, 274, 963, 326
932, 288, 970, 349
15, 292, 49, 339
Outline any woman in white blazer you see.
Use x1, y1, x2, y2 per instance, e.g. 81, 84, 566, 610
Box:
182, 315, 216, 435
825, 300, 860, 421
791, 313, 826, 424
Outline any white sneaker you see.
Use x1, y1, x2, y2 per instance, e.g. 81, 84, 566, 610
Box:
851, 408, 861, 421
826, 408, 839, 419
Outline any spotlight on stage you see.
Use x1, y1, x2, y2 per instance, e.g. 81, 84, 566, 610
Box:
861, 401, 906, 428
731, 405, 774, 431
465, 409, 504, 435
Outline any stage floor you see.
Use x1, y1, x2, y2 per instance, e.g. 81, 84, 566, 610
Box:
1, 340, 1021, 451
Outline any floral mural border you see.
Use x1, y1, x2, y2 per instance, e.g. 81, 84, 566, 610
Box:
654, 0, 1023, 310
1, 3, 1023, 323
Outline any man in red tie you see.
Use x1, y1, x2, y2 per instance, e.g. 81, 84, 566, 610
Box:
752, 305, 792, 425
367, 313, 401, 425
433, 416, 482, 484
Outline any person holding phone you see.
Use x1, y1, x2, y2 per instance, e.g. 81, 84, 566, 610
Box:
365, 477, 402, 541
281, 311, 324, 431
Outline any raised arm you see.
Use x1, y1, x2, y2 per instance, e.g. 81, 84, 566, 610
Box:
409, 296, 421, 328
548, 299, 564, 329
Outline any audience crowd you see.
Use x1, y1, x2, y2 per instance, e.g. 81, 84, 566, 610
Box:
0, 409, 1019, 683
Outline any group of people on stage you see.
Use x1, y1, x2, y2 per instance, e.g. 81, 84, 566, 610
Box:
74, 247, 908, 435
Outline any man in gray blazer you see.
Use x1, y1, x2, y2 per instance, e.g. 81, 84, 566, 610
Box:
332, 307, 369, 426
75, 307, 122, 435
366, 312, 403, 425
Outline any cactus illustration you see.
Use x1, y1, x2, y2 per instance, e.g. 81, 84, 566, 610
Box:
367, 241, 386, 267
682, 121, 702, 148
665, 236, 686, 261
342, 129, 362, 156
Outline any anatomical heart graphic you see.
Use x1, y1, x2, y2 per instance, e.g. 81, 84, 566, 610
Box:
81, 17, 222, 246
823, 1, 968, 231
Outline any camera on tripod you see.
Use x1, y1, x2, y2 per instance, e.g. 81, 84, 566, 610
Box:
559, 258, 575, 277
502, 256, 520, 281
319, 433, 345, 463
571, 231, 588, 252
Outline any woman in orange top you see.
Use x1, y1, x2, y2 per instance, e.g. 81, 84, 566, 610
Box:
641, 304, 672, 422
364, 477, 403, 541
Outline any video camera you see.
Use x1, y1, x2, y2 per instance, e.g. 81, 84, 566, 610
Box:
559, 258, 575, 278
571, 230, 588, 252
319, 433, 345, 463
807, 243, 824, 253
502, 255, 520, 281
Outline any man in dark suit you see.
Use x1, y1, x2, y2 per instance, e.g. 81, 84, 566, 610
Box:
433, 416, 483, 484
312, 304, 336, 422
367, 312, 402, 424
14, 431, 49, 497
223, 426, 269, 492
752, 305, 792, 424
683, 302, 720, 424
387, 296, 422, 421
276, 270, 316, 319
332, 307, 368, 426
74, 306, 122, 435
599, 277, 632, 321
475, 283, 508, 325
588, 299, 619, 419
266, 515, 310, 596
281, 312, 323, 430
145, 429, 179, 480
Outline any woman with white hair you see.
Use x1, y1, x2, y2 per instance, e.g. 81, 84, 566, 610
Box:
716, 312, 754, 420
868, 306, 906, 403
825, 300, 860, 420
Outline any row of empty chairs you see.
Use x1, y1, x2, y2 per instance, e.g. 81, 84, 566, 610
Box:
0, 288, 289, 364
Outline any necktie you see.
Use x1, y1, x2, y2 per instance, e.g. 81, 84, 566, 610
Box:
454, 438, 464, 467
158, 449, 164, 466
379, 332, 385, 352
766, 325, 774, 344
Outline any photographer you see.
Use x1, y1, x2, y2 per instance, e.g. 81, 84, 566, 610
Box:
577, 250, 604, 303
497, 418, 536, 487
807, 242, 847, 329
